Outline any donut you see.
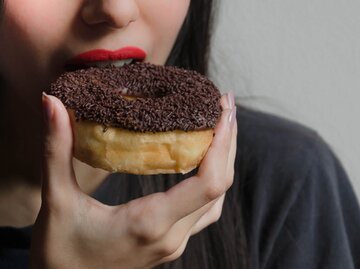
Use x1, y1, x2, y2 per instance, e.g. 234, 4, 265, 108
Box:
48, 62, 222, 174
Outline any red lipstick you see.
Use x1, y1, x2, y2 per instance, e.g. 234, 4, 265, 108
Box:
67, 46, 146, 65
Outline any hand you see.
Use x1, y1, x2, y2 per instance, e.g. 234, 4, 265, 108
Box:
29, 92, 237, 269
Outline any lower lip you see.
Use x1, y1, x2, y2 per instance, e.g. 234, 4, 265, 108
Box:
69, 46, 146, 64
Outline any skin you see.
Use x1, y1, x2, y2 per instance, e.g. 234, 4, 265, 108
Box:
0, 0, 238, 268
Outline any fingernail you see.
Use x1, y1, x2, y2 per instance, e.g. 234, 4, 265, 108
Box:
228, 106, 237, 128
42, 92, 53, 125
227, 91, 235, 109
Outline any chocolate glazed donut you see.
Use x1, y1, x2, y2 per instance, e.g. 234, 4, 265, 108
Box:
48, 62, 222, 174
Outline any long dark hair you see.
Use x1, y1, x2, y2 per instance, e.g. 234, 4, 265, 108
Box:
166, 0, 214, 75
0, 0, 4, 20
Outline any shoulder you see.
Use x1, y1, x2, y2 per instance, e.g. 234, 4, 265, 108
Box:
233, 105, 334, 205
232, 105, 352, 241
236, 105, 328, 161
233, 106, 360, 269
234, 105, 335, 185
233, 105, 349, 202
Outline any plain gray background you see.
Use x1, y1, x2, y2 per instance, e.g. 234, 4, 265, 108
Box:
209, 0, 360, 198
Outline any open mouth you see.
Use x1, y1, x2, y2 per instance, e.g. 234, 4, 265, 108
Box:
64, 46, 147, 72
64, 58, 142, 72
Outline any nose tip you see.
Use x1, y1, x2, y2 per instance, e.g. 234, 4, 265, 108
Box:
81, 0, 139, 29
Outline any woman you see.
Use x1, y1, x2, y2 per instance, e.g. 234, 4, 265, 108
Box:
0, 0, 359, 268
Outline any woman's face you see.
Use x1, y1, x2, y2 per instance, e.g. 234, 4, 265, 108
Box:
0, 0, 190, 96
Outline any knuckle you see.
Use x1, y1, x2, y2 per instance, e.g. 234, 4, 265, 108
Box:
43, 138, 60, 160
40, 194, 71, 219
204, 180, 226, 201
127, 206, 165, 243
129, 221, 162, 243
43, 140, 54, 159
157, 240, 179, 257
137, 227, 163, 244
41, 197, 61, 215
159, 248, 184, 264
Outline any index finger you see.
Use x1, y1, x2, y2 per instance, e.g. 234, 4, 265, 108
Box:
164, 94, 236, 223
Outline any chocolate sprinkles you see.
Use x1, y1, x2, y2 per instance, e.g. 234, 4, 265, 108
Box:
48, 62, 222, 132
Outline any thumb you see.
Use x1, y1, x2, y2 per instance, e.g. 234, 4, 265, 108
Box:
42, 92, 78, 203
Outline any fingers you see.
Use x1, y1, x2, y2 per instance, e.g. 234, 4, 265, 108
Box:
124, 93, 237, 244
190, 194, 226, 235
164, 108, 237, 238
118, 93, 237, 266
163, 93, 236, 224
226, 107, 238, 185
150, 194, 223, 260
187, 94, 237, 229
145, 198, 217, 266
42, 93, 79, 203
189, 108, 237, 235
155, 229, 192, 265
220, 91, 234, 110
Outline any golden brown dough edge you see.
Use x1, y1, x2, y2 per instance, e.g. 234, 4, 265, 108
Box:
68, 110, 214, 175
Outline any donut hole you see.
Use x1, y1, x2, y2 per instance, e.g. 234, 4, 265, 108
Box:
122, 95, 137, 101
111, 84, 169, 100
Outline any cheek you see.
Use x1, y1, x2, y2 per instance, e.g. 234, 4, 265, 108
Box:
141, 0, 190, 64
3, 1, 69, 54
0, 1, 77, 86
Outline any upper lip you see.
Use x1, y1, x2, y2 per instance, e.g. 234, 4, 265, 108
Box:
66, 46, 147, 66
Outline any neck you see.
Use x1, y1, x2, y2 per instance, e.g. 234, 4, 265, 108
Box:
0, 86, 110, 227
0, 158, 109, 228
0, 87, 43, 187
